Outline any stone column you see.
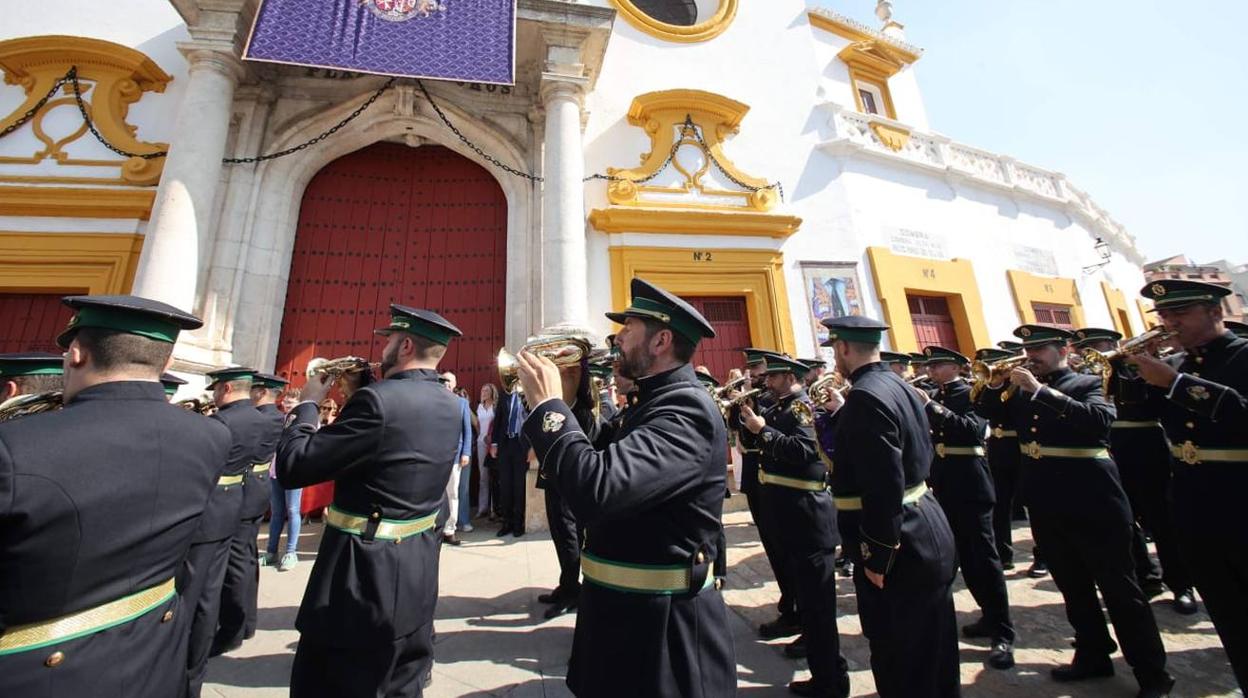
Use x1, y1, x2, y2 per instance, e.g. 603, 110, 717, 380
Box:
131, 46, 244, 312
539, 40, 590, 331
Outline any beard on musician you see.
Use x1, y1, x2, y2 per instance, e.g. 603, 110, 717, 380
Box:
613, 317, 695, 380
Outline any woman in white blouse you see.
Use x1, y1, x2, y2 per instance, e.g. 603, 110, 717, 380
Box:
475, 383, 498, 517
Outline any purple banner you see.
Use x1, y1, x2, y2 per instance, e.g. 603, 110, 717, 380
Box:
244, 0, 515, 84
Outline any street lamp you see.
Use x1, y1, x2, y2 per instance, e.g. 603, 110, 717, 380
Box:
1082, 237, 1112, 274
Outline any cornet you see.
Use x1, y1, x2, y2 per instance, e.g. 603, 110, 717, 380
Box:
808, 372, 848, 405
306, 356, 378, 381
497, 335, 591, 396
970, 355, 1030, 402
175, 395, 216, 415
1082, 327, 1177, 393
0, 390, 63, 421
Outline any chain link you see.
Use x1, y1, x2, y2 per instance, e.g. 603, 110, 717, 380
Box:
417, 79, 542, 181
224, 78, 396, 164
67, 67, 169, 159
0, 70, 73, 140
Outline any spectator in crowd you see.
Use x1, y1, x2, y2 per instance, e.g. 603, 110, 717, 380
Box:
440, 372, 473, 545
476, 383, 499, 518
266, 387, 303, 571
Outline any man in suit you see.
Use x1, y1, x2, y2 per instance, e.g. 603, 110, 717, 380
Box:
202, 368, 273, 665
742, 353, 849, 697
276, 304, 462, 698
515, 278, 735, 697
0, 295, 230, 698
822, 316, 959, 698
919, 345, 1015, 669
1131, 280, 1248, 689
491, 376, 530, 537
0, 352, 63, 414
976, 324, 1173, 697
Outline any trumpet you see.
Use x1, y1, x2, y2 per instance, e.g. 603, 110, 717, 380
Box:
175, 395, 217, 415
497, 335, 591, 396
717, 387, 764, 423
712, 375, 750, 400
0, 390, 63, 421
970, 355, 1030, 402
306, 356, 378, 381
808, 372, 848, 405
1082, 327, 1177, 393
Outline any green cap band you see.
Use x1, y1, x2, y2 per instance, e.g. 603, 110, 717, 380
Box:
0, 364, 62, 378
388, 314, 454, 346
825, 327, 884, 344
163, 384, 178, 397
624, 296, 706, 345
65, 306, 180, 344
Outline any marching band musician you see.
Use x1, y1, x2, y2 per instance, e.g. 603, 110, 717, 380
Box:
1072, 327, 1197, 614
0, 352, 63, 415
0, 295, 231, 698
878, 350, 911, 377
740, 352, 850, 697
275, 304, 464, 698
515, 278, 735, 697
972, 347, 1026, 573
734, 347, 800, 642
821, 315, 960, 698
976, 324, 1173, 697
161, 371, 187, 400
1130, 280, 1248, 690
916, 346, 1016, 670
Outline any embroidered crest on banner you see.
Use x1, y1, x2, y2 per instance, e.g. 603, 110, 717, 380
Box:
362, 0, 446, 22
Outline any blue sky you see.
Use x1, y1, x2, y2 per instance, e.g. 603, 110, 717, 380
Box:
815, 0, 1248, 265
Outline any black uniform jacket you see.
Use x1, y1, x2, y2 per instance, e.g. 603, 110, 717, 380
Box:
1153, 332, 1248, 529
243, 403, 285, 518
975, 368, 1128, 521
757, 389, 840, 553
197, 400, 270, 541
926, 378, 994, 503
830, 363, 955, 588
0, 381, 230, 695
276, 368, 460, 644
734, 393, 774, 496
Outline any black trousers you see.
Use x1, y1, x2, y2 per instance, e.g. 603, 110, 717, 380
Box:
744, 486, 796, 619
987, 437, 1020, 564
1030, 510, 1170, 688
544, 485, 582, 594
793, 548, 850, 696
1176, 512, 1248, 689
1114, 442, 1191, 593
290, 621, 434, 698
182, 538, 231, 698
854, 570, 960, 698
215, 515, 263, 649
496, 443, 528, 532
939, 497, 1015, 642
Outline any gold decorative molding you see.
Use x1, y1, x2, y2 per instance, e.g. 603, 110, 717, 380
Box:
866, 247, 990, 353
605, 89, 780, 212
838, 40, 910, 80
869, 122, 909, 152
1006, 269, 1087, 328
0, 185, 156, 219
589, 206, 800, 238
608, 246, 797, 356
610, 0, 737, 44
0, 35, 171, 186
0, 232, 144, 295
807, 9, 922, 64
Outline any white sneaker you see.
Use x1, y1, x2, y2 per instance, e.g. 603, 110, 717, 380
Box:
278, 552, 298, 571
461, 524, 475, 533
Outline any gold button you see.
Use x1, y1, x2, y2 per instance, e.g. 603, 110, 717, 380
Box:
370, 512, 380, 520
1186, 422, 1195, 429
45, 651, 65, 667
696, 552, 706, 564
1033, 415, 1039, 420
161, 610, 174, 623
1030, 427, 1038, 433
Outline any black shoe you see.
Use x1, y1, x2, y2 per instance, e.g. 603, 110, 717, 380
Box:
1141, 578, 1166, 599
1173, 589, 1198, 615
962, 618, 993, 639
787, 679, 845, 697
543, 597, 577, 619
208, 639, 241, 658
1028, 561, 1049, 578
839, 560, 854, 578
988, 640, 1015, 670
758, 615, 802, 640
1136, 676, 1175, 698
495, 526, 512, 537
538, 588, 564, 604
783, 635, 808, 659
1051, 655, 1114, 682
1001, 559, 1016, 571
512, 529, 524, 538
442, 533, 462, 546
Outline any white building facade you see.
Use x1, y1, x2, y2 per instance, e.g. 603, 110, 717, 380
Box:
0, 0, 1152, 394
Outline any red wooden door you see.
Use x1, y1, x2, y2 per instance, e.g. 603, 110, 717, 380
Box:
0, 293, 74, 353
274, 143, 507, 402
908, 294, 960, 352
682, 296, 751, 382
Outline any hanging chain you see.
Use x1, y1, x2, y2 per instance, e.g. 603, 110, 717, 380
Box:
0, 70, 74, 139
417, 79, 543, 181
68, 67, 168, 159
224, 78, 396, 164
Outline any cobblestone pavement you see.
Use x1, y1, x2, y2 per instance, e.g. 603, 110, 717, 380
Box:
205, 506, 1242, 697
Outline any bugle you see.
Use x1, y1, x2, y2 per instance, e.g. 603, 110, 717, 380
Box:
808, 372, 848, 405
969, 355, 1029, 402
1082, 327, 1177, 393
497, 335, 591, 396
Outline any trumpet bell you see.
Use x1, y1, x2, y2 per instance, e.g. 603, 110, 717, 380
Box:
496, 335, 592, 394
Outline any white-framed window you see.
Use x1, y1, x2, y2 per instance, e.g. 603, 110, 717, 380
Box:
854, 79, 889, 118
